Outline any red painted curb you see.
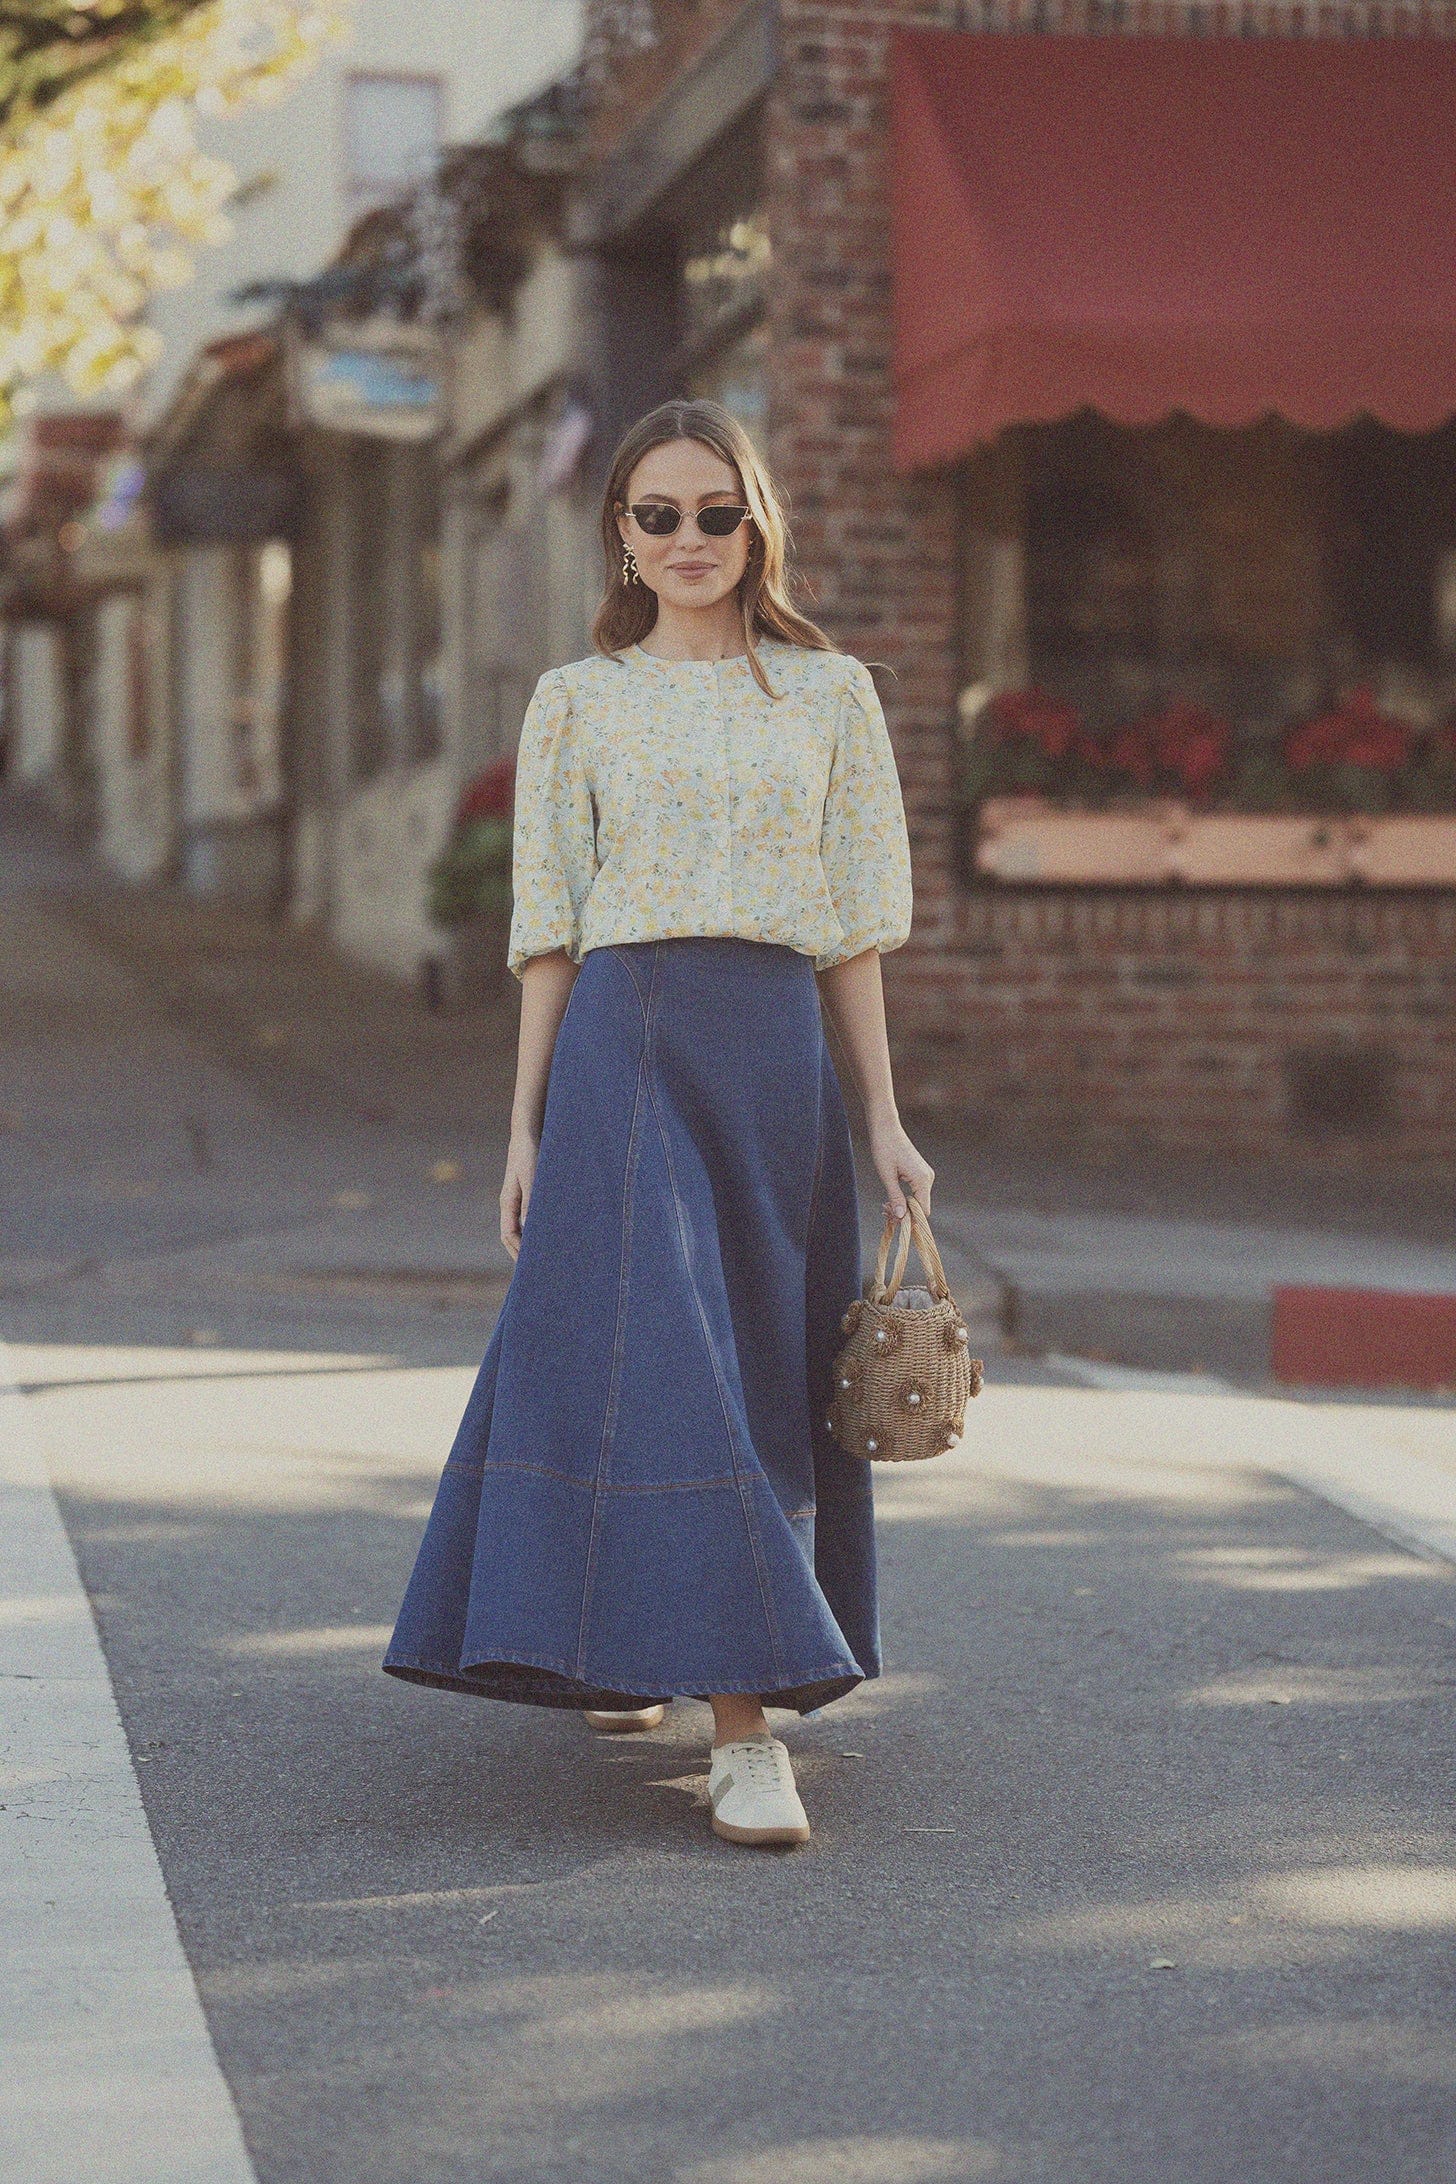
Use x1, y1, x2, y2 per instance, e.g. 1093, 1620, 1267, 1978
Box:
1272, 1286, 1456, 1392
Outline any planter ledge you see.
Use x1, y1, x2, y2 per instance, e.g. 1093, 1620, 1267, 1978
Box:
974, 799, 1456, 887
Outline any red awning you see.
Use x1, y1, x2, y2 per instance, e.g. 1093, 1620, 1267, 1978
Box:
891, 31, 1456, 470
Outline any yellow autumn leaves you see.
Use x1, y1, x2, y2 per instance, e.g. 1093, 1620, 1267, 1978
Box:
0, 1, 352, 425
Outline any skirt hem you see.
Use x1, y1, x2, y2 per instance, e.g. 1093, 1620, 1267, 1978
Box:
381, 1647, 869, 1716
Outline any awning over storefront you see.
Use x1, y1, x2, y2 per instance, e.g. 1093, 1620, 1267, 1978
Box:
890, 31, 1456, 470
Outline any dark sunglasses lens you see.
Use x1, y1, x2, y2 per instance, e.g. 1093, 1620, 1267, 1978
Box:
628, 504, 748, 537
631, 504, 681, 535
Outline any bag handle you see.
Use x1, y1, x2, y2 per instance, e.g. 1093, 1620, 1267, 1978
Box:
868, 1197, 952, 1306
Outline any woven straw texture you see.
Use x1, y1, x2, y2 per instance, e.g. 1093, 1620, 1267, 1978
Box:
827, 1199, 984, 1464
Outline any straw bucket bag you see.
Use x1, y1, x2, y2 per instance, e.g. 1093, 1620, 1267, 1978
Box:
826, 1198, 984, 1463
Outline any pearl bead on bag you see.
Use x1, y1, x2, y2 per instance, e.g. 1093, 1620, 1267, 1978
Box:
826, 1198, 984, 1463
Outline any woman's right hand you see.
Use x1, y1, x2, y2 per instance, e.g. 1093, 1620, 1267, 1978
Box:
502, 952, 578, 1259
500, 1131, 538, 1260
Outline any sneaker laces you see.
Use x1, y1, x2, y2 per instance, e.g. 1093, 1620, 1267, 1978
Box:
736, 1740, 791, 1793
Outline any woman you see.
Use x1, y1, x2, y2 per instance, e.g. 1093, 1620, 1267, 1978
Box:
383, 398, 933, 1848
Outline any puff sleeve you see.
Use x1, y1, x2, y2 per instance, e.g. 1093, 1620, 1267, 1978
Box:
506, 668, 599, 980
814, 657, 914, 971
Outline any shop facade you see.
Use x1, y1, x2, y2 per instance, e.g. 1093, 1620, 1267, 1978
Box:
118, 309, 452, 963
284, 316, 451, 973
1, 412, 128, 827
146, 334, 300, 905
564, 0, 1456, 1171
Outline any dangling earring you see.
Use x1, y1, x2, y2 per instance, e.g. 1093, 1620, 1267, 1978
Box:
622, 543, 640, 585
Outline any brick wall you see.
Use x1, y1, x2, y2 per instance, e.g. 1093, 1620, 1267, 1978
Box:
584, 0, 1456, 1170
766, 0, 966, 1122
897, 887, 1456, 1168
583, 0, 750, 153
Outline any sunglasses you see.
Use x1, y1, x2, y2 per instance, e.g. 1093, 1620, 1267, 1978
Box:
624, 501, 751, 538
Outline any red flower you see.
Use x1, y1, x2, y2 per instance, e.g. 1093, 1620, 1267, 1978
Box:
1088, 701, 1233, 799
1180, 731, 1229, 796
1285, 688, 1413, 775
1344, 727, 1411, 770
987, 687, 1081, 761
1147, 701, 1232, 798
1284, 717, 1343, 770
457, 758, 515, 824
1107, 722, 1155, 787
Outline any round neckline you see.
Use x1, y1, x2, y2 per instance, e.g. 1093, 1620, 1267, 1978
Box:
626, 641, 761, 670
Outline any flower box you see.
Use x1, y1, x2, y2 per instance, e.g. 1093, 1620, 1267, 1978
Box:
959, 682, 1456, 886
973, 798, 1456, 888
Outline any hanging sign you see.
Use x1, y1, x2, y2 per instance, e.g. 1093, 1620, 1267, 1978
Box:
294, 339, 442, 441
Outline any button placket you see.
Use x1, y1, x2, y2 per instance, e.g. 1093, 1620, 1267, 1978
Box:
715, 661, 734, 925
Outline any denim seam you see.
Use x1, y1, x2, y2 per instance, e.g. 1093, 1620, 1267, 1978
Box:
573, 944, 655, 1676
805, 1032, 829, 1431
454, 1460, 592, 1486
592, 1474, 741, 1494
607, 947, 651, 1023
644, 964, 786, 1686
469, 1460, 744, 1493
807, 1037, 828, 1249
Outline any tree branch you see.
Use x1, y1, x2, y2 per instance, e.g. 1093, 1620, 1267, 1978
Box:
0, 1, 218, 134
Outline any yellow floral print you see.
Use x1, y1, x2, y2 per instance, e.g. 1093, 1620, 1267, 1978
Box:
506, 638, 914, 981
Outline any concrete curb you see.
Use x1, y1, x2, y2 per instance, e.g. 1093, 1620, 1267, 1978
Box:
0, 1340, 257, 2184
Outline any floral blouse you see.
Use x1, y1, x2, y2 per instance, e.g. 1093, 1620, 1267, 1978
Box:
506, 637, 914, 981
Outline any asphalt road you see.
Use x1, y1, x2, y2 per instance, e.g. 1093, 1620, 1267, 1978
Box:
5, 818, 1456, 2184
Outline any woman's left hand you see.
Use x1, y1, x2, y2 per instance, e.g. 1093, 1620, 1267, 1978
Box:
867, 1111, 935, 1223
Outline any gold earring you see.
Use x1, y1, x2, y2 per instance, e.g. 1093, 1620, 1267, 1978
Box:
622, 544, 640, 585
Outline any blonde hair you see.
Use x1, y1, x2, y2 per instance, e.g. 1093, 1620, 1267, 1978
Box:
591, 398, 832, 697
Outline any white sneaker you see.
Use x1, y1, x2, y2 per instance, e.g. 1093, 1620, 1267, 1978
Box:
707, 1736, 810, 1846
583, 1704, 667, 1733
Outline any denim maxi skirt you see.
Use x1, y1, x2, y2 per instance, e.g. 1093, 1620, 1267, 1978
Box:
382, 936, 878, 1715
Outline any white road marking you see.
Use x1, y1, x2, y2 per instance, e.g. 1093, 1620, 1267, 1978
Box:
988, 1367, 1456, 1572
0, 1341, 257, 2184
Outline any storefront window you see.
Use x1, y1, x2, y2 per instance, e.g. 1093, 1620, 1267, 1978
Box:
348, 441, 390, 783
347, 442, 443, 778
257, 541, 292, 793
125, 597, 150, 762
416, 544, 443, 762
681, 207, 771, 350
227, 544, 260, 799
414, 481, 443, 764
676, 99, 767, 342
961, 412, 1456, 818
1021, 414, 1340, 737
1329, 420, 1456, 679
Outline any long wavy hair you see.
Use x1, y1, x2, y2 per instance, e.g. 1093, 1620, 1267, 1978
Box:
590, 398, 832, 697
